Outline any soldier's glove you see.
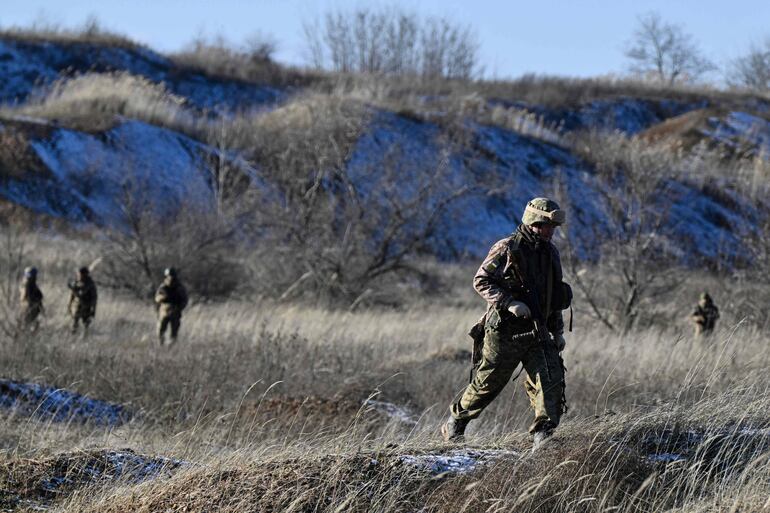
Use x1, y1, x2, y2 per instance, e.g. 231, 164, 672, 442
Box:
507, 301, 531, 318
553, 333, 566, 352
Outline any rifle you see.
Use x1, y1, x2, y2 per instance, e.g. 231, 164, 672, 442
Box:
532, 318, 552, 381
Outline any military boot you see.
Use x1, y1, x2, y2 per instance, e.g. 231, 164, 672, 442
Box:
441, 415, 469, 442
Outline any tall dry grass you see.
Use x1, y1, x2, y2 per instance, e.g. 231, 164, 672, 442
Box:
0, 72, 197, 134
0, 233, 767, 511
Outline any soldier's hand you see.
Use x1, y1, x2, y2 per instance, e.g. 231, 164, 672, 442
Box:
507, 301, 531, 318
553, 333, 566, 352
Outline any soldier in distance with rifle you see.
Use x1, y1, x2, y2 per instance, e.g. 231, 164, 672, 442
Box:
154, 267, 188, 346
442, 198, 573, 451
68, 266, 98, 335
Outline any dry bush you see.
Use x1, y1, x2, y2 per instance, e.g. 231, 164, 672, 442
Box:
1, 72, 196, 134
169, 34, 312, 88
562, 129, 769, 331
0, 128, 47, 179
476, 74, 731, 108
221, 94, 468, 306
101, 196, 246, 300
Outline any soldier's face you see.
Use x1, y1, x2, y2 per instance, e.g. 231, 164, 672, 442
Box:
531, 223, 556, 241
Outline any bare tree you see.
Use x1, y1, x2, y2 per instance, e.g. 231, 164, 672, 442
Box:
242, 95, 469, 306
304, 6, 479, 80
101, 159, 248, 299
565, 132, 685, 333
727, 39, 770, 92
625, 12, 715, 85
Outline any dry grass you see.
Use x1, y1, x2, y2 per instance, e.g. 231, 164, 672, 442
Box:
0, 72, 196, 134
168, 37, 314, 89
0, 232, 767, 511
0, 19, 141, 52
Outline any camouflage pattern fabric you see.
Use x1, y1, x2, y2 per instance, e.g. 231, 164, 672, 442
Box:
154, 277, 188, 343
19, 278, 43, 330
691, 298, 719, 336
451, 224, 569, 433
452, 307, 565, 433
68, 275, 97, 332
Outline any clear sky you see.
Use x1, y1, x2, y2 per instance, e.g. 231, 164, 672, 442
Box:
2, 0, 768, 80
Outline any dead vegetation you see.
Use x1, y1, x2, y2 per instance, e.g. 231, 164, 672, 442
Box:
0, 232, 767, 511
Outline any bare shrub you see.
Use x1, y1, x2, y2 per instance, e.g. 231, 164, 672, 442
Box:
100, 180, 245, 300
169, 34, 310, 87
566, 131, 686, 332
227, 94, 468, 306
727, 39, 770, 92
625, 11, 716, 84
304, 6, 479, 80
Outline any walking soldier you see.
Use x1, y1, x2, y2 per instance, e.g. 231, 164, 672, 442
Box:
442, 198, 572, 450
154, 267, 188, 345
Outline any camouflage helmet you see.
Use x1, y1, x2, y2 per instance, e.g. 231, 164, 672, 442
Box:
24, 266, 37, 278
78, 266, 89, 275
699, 292, 712, 303
164, 267, 177, 278
521, 197, 566, 226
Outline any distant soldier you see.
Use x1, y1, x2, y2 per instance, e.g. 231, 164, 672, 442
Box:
690, 292, 719, 336
442, 198, 573, 451
19, 266, 44, 332
68, 267, 98, 334
154, 267, 188, 345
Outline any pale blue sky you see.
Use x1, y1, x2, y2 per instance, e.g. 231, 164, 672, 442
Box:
2, 0, 767, 79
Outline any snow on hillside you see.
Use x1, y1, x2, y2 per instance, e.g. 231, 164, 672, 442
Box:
0, 36, 767, 267
0, 118, 249, 225
1, 106, 763, 266
0, 38, 283, 110
704, 111, 770, 156
348, 111, 760, 264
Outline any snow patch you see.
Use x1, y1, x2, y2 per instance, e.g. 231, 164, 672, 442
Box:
364, 400, 417, 425
647, 452, 686, 463
0, 38, 285, 111
0, 378, 131, 426
703, 111, 770, 156
400, 449, 518, 475
42, 450, 186, 492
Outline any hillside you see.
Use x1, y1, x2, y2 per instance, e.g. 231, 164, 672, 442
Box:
0, 33, 769, 269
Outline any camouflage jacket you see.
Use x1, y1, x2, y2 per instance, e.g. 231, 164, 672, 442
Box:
472, 225, 570, 336
68, 276, 97, 315
692, 303, 719, 330
154, 279, 188, 316
19, 279, 43, 308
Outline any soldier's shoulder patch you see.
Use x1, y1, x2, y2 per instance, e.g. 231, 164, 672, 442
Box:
483, 256, 501, 273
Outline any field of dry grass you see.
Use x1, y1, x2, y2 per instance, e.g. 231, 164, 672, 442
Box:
0, 234, 767, 512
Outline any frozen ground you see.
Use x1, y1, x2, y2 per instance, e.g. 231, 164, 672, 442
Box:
0, 378, 130, 426
398, 448, 519, 475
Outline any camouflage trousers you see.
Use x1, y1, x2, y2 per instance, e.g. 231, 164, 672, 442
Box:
451, 308, 565, 434
157, 313, 181, 343
71, 314, 94, 333
19, 304, 43, 332
70, 305, 94, 333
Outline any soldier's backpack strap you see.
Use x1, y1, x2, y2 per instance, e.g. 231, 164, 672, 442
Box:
506, 234, 528, 285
